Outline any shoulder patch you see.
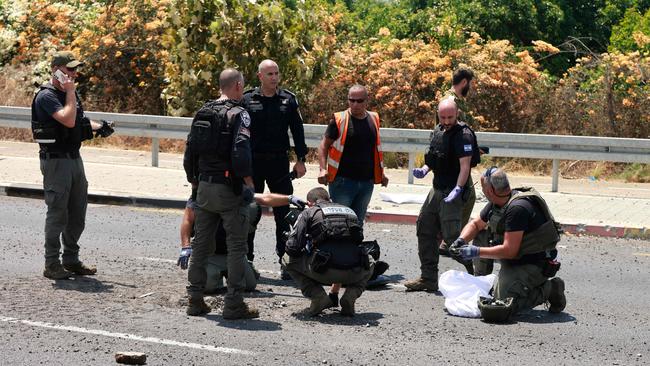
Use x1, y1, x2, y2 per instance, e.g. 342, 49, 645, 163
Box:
240, 111, 251, 127
464, 144, 473, 152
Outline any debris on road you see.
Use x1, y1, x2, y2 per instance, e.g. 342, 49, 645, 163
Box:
115, 351, 147, 365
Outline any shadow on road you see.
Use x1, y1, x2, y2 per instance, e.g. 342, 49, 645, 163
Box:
51, 276, 114, 293
292, 310, 384, 326
514, 309, 577, 324
204, 314, 283, 331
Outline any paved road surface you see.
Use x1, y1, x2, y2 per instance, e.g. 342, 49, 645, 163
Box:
0, 196, 648, 365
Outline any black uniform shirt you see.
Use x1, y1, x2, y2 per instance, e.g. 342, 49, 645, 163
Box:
33, 85, 83, 153
242, 88, 308, 158
325, 115, 376, 181
432, 124, 475, 190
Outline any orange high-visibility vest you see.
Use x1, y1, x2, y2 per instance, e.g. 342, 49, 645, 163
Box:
327, 110, 384, 184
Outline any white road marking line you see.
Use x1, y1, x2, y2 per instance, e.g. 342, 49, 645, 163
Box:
0, 316, 254, 355
633, 253, 650, 257
136, 257, 176, 264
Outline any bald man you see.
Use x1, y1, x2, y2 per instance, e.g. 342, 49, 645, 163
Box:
242, 59, 308, 279
405, 97, 479, 292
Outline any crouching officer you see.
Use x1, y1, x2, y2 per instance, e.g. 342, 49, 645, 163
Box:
32, 50, 114, 280
283, 187, 374, 317
450, 167, 566, 322
183, 68, 258, 320
178, 188, 307, 293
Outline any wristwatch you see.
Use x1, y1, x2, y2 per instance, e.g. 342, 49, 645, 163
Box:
297, 156, 306, 163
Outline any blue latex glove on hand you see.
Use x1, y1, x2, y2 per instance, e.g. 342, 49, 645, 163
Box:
177, 247, 192, 269
412, 166, 430, 179
450, 244, 480, 260
289, 195, 307, 209
242, 186, 255, 204
444, 185, 463, 203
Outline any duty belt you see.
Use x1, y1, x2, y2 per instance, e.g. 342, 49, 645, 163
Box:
198, 173, 230, 184
39, 151, 80, 160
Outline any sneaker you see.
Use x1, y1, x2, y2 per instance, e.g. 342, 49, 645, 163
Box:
63, 262, 97, 276
308, 293, 333, 317
404, 277, 438, 292
186, 297, 211, 316
223, 302, 260, 320
43, 263, 72, 280
548, 277, 566, 313
327, 292, 339, 308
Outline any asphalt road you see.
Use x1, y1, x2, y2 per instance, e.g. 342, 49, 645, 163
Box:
0, 196, 648, 365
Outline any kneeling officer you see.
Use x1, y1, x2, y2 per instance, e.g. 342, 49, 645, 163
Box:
284, 187, 374, 317
450, 167, 566, 322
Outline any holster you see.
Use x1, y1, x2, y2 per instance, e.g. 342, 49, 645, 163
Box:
541, 259, 561, 277
310, 250, 331, 274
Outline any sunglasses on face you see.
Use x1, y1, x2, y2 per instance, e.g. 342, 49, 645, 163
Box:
348, 98, 366, 103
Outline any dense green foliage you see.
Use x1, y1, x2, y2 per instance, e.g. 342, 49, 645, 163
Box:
0, 0, 648, 141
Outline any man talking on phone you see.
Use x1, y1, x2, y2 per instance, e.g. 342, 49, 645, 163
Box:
32, 50, 115, 280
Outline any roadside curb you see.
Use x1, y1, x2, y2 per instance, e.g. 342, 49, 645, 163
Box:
2, 183, 648, 240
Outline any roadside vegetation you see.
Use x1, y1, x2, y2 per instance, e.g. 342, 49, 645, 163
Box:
0, 0, 648, 181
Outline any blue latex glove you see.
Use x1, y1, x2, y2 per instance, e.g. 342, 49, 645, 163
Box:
451, 244, 480, 260
412, 166, 430, 179
242, 186, 255, 204
177, 247, 192, 269
289, 195, 307, 209
444, 185, 463, 203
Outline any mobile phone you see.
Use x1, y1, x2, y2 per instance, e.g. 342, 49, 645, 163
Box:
54, 69, 67, 84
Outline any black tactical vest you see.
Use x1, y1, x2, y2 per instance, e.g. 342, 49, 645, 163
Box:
488, 187, 561, 259
310, 202, 363, 246
31, 83, 91, 152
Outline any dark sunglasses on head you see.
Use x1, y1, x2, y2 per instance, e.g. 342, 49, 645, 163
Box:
483, 166, 498, 179
348, 98, 366, 103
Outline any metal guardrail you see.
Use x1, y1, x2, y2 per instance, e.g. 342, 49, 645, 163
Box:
2, 106, 649, 191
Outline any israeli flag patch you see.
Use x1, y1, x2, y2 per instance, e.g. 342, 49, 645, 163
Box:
464, 144, 473, 152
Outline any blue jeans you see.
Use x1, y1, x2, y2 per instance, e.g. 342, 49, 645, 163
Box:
328, 176, 374, 225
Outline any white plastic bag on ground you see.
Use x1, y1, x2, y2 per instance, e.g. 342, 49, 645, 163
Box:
439, 270, 497, 318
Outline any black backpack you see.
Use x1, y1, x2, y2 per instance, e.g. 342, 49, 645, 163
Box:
188, 100, 243, 156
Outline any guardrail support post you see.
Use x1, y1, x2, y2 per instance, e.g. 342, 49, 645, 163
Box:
151, 123, 159, 168
408, 152, 415, 184
551, 159, 559, 192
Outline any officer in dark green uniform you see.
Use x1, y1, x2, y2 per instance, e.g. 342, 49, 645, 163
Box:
183, 68, 258, 320
438, 67, 477, 257
450, 167, 566, 321
284, 187, 374, 317
405, 97, 478, 292
242, 59, 308, 279
32, 51, 114, 280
